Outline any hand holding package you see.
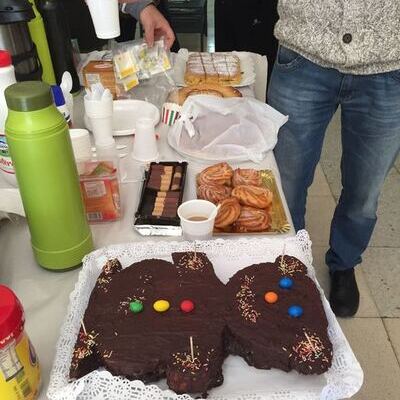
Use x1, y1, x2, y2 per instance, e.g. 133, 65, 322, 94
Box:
168, 96, 288, 163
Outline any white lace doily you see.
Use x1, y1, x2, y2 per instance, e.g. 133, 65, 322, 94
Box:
47, 231, 363, 400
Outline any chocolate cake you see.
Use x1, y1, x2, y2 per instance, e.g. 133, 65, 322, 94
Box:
225, 255, 333, 375
70, 253, 333, 395
70, 253, 227, 395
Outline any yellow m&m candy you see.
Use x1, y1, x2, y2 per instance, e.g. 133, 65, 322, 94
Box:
153, 300, 170, 313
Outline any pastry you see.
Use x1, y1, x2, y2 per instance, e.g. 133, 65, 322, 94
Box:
232, 168, 262, 187
197, 162, 233, 187
185, 52, 242, 86
233, 206, 270, 232
197, 183, 232, 204
177, 83, 242, 106
214, 197, 241, 228
225, 255, 333, 374
232, 185, 273, 209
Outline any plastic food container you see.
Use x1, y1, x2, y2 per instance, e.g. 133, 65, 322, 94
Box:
79, 161, 121, 223
0, 285, 41, 400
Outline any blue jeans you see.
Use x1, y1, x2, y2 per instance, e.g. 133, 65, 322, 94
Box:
268, 46, 400, 272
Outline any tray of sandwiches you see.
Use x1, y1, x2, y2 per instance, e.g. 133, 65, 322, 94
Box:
173, 49, 256, 88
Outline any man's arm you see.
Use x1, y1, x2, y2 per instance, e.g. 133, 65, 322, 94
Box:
119, 1, 175, 49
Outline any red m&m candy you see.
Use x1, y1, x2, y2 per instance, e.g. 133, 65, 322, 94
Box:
180, 300, 195, 313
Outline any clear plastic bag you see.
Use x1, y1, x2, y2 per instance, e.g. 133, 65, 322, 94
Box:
168, 95, 288, 163
112, 38, 172, 94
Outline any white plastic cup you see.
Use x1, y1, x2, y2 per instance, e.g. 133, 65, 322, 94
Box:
69, 129, 92, 161
86, 0, 120, 39
84, 95, 114, 146
132, 117, 159, 162
178, 200, 217, 241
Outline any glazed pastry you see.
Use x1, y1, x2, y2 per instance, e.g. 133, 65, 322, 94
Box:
197, 162, 233, 186
232, 185, 273, 209
233, 206, 270, 232
232, 168, 262, 187
177, 83, 242, 106
185, 52, 241, 86
197, 183, 232, 204
214, 197, 241, 228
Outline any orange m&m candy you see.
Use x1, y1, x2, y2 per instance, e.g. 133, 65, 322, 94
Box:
264, 292, 278, 304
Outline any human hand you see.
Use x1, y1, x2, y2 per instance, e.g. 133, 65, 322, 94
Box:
139, 4, 175, 49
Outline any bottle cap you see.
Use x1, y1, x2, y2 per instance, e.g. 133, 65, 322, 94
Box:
0, 50, 12, 68
51, 85, 66, 107
5, 81, 54, 112
0, 285, 24, 349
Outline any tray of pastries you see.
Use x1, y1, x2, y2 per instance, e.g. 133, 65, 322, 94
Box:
196, 162, 291, 234
173, 49, 256, 88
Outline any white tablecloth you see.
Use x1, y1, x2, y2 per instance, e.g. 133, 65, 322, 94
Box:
0, 91, 294, 400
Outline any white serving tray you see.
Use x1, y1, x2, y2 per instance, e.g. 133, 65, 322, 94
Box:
48, 231, 363, 400
173, 49, 257, 88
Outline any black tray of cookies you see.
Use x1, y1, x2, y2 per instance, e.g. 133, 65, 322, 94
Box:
134, 162, 188, 234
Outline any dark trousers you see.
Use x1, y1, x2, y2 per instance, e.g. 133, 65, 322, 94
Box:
215, 0, 279, 85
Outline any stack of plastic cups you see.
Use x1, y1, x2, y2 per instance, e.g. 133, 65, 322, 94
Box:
84, 90, 117, 157
69, 128, 92, 173
132, 117, 159, 162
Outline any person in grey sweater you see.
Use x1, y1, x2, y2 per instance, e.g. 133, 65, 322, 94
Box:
269, 1, 400, 317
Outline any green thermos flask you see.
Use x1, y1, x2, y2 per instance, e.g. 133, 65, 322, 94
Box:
5, 81, 93, 271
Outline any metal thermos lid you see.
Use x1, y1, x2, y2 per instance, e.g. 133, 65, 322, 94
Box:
5, 81, 53, 112
0, 0, 34, 24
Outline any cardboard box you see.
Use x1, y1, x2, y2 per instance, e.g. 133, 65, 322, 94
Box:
83, 60, 118, 99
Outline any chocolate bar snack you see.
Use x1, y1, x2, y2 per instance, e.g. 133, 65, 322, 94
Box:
134, 162, 188, 234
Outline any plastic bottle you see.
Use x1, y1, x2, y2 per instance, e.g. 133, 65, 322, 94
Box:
5, 81, 93, 270
27, 0, 56, 85
0, 50, 17, 187
51, 85, 71, 127
0, 285, 41, 400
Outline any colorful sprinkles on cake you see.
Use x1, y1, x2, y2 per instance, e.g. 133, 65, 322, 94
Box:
278, 255, 305, 276
172, 346, 215, 375
289, 329, 331, 369
176, 252, 206, 273
70, 329, 99, 370
236, 275, 261, 323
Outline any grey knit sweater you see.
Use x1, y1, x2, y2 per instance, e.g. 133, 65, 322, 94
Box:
127, 0, 400, 75
275, 0, 400, 75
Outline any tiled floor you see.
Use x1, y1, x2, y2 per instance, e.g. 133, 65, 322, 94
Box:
174, 2, 400, 397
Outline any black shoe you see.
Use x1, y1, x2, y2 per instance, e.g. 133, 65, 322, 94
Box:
329, 269, 360, 318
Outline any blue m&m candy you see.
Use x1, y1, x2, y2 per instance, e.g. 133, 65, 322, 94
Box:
279, 277, 294, 289
288, 305, 304, 318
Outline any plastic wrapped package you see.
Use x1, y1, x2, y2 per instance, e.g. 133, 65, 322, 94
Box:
168, 96, 288, 163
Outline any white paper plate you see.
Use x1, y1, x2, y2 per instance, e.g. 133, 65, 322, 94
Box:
84, 99, 160, 136
173, 49, 256, 88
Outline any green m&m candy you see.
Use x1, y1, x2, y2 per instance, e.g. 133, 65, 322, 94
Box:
130, 300, 144, 314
